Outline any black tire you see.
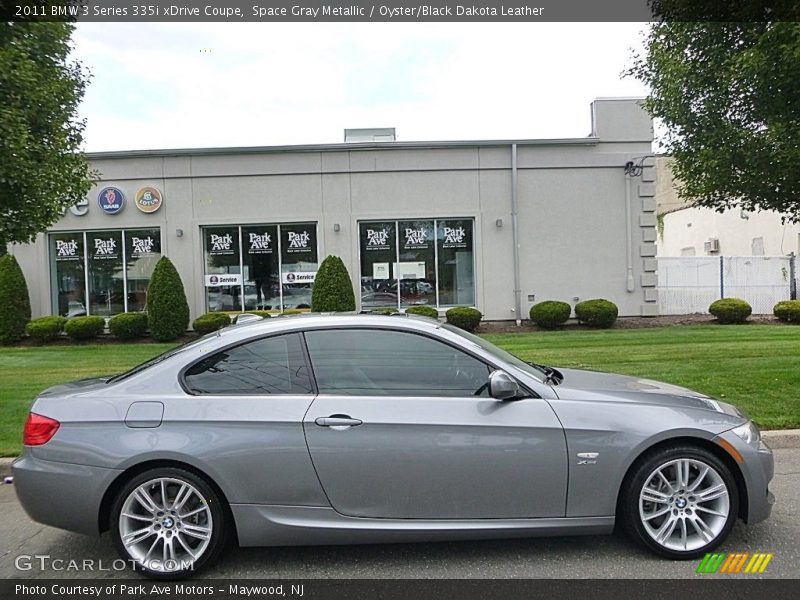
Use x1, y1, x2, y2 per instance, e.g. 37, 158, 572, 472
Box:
620, 444, 739, 559
110, 467, 228, 579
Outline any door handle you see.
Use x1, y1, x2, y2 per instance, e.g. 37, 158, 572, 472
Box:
315, 415, 363, 428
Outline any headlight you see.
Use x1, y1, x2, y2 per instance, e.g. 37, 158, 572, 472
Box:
732, 421, 761, 445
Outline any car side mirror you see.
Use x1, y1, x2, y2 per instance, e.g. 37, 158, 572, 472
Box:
489, 370, 521, 400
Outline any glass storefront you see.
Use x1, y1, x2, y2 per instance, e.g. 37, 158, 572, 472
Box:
49, 229, 162, 317
203, 223, 318, 312
358, 218, 475, 310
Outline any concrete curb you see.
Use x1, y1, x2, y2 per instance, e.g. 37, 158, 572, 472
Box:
0, 429, 797, 477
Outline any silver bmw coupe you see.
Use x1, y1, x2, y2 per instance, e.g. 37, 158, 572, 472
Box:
13, 313, 774, 578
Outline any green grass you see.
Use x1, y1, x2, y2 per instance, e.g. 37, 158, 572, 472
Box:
0, 325, 798, 456
483, 325, 800, 431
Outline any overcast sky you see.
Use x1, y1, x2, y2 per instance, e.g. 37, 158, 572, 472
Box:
72, 22, 650, 152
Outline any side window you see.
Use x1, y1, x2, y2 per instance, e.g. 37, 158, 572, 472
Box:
304, 329, 492, 397
184, 333, 312, 395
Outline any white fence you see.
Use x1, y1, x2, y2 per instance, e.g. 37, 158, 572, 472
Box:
657, 256, 797, 315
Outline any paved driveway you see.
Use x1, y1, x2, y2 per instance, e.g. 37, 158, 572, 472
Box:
1, 450, 797, 579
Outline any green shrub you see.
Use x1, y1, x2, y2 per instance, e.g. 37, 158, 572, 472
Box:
709, 298, 752, 324
26, 316, 67, 343
405, 305, 439, 319
445, 307, 482, 332
146, 257, 190, 341
311, 255, 356, 312
243, 310, 272, 319
0, 254, 31, 344
108, 312, 148, 339
773, 300, 800, 323
64, 316, 105, 341
529, 300, 571, 329
574, 299, 618, 328
192, 312, 232, 335
281, 308, 303, 315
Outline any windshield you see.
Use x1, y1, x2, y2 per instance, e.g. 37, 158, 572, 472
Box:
107, 332, 219, 383
440, 323, 548, 382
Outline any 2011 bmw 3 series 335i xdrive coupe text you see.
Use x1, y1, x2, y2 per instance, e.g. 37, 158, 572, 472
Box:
13, 314, 774, 578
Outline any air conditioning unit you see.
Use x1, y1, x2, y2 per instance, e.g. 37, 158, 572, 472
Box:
704, 238, 721, 253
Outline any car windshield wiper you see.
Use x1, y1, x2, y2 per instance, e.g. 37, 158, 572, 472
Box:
528, 362, 563, 385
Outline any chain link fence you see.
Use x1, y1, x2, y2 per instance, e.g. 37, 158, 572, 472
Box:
658, 256, 797, 315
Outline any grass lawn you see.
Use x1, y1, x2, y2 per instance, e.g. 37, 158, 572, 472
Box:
0, 324, 797, 456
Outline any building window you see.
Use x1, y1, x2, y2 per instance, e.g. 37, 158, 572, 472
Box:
49, 229, 162, 317
202, 223, 318, 312
358, 218, 475, 310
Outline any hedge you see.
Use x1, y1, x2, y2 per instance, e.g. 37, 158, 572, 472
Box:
64, 316, 106, 341
405, 305, 439, 319
0, 254, 31, 344
529, 300, 571, 329
311, 255, 356, 312
574, 299, 618, 328
281, 308, 303, 315
146, 257, 190, 341
192, 312, 232, 335
445, 307, 482, 332
773, 300, 800, 323
709, 298, 752, 324
26, 316, 67, 343
108, 312, 148, 339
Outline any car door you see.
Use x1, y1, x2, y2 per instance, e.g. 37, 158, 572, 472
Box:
302, 327, 568, 520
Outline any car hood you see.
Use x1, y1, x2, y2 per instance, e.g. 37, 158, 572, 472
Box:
552, 368, 745, 418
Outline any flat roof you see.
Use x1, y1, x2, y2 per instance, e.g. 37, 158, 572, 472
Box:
86, 136, 600, 160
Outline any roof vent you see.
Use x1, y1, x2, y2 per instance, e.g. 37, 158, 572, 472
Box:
344, 128, 396, 143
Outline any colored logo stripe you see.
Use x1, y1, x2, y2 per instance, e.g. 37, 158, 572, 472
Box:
697, 552, 773, 574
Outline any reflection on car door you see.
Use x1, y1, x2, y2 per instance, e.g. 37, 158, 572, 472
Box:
302, 328, 568, 519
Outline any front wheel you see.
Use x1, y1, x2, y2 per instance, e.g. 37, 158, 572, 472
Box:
621, 445, 739, 559
110, 467, 228, 579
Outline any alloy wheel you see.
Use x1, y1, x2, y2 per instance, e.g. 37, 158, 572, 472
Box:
638, 458, 730, 552
118, 477, 213, 573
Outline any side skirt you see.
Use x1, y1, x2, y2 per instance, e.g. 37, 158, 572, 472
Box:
230, 504, 615, 547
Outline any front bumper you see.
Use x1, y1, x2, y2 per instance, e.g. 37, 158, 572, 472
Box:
714, 430, 775, 525
12, 449, 122, 536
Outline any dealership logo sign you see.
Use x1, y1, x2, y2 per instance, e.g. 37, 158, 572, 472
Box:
55, 239, 79, 258
443, 226, 466, 245
287, 231, 311, 249
248, 232, 272, 253
69, 198, 89, 217
97, 187, 125, 215
210, 233, 234, 253
366, 228, 390, 248
134, 187, 163, 214
131, 236, 156, 255
404, 228, 428, 246
93, 238, 117, 256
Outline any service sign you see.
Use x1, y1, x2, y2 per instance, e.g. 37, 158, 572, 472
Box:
97, 187, 125, 215
282, 271, 316, 284
134, 187, 163, 214
205, 273, 242, 287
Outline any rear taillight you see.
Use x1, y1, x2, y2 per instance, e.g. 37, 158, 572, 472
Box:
23, 413, 60, 446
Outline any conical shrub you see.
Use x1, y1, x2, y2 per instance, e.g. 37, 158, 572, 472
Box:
0, 254, 32, 344
311, 255, 356, 312
146, 256, 190, 341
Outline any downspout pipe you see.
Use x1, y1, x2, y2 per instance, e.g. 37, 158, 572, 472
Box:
511, 144, 522, 325
624, 174, 635, 293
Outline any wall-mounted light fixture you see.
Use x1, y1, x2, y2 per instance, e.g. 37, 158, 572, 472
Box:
333, 223, 341, 232
496, 218, 504, 228
175, 228, 184, 238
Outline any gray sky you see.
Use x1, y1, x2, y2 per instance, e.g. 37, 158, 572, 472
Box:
72, 22, 650, 152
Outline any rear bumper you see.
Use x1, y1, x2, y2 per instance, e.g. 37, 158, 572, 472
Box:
714, 431, 775, 525
12, 449, 122, 536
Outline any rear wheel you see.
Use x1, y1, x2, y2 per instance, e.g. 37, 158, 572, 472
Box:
110, 467, 227, 579
621, 445, 738, 559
